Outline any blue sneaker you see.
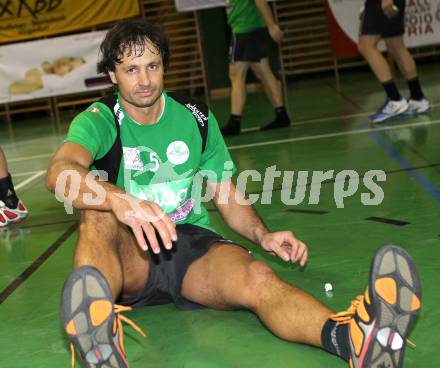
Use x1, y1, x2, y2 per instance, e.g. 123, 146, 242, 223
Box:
369, 98, 409, 123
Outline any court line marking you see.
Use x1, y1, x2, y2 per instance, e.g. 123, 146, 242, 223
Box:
229, 119, 440, 150
15, 170, 46, 191
8, 153, 54, 163
241, 101, 440, 132
336, 89, 440, 203
12, 170, 47, 177
0, 222, 78, 305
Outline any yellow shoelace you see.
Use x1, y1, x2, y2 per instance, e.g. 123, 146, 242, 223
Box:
329, 295, 416, 348
330, 295, 365, 325
70, 304, 146, 368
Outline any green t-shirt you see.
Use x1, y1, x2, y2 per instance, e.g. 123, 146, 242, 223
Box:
226, 0, 266, 34
65, 92, 235, 232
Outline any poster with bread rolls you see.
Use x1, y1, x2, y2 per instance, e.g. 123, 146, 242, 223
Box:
0, 31, 111, 103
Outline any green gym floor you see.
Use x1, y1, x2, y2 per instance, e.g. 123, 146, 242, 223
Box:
1, 64, 439, 367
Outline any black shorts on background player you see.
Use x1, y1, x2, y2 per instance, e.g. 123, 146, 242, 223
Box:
229, 27, 269, 63
361, 0, 405, 37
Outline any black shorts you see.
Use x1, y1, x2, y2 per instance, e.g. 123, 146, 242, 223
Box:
360, 0, 405, 38
229, 27, 269, 63
118, 224, 234, 310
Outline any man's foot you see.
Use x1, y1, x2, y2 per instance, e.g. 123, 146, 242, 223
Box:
260, 119, 290, 131
332, 245, 422, 368
0, 199, 28, 227
406, 97, 430, 115
61, 266, 145, 367
221, 121, 241, 136
369, 98, 409, 123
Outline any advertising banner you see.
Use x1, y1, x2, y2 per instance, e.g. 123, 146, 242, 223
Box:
326, 0, 440, 57
0, 30, 111, 103
0, 0, 140, 43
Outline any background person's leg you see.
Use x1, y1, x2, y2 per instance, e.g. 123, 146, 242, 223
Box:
385, 36, 430, 113
358, 35, 394, 84
250, 58, 290, 131
221, 62, 250, 136
0, 147, 8, 178
0, 147, 27, 227
181, 243, 330, 346
358, 35, 408, 122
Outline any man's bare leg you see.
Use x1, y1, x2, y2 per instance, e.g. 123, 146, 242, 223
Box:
182, 243, 329, 346
250, 58, 290, 130
221, 62, 250, 136
0, 148, 8, 179
384, 36, 416, 80
182, 242, 422, 367
61, 210, 149, 367
358, 34, 408, 122
385, 36, 429, 113
358, 35, 393, 83
73, 209, 149, 299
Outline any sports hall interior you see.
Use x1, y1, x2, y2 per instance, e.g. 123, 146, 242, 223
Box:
0, 1, 439, 367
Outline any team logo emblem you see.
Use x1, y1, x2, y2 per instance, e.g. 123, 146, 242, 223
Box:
166, 141, 190, 165
123, 147, 144, 171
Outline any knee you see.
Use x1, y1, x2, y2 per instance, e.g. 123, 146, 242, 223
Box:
79, 210, 118, 234
357, 41, 370, 56
229, 68, 246, 84
243, 260, 277, 302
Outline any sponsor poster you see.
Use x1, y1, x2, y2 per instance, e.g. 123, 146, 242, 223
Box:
0, 0, 140, 43
0, 30, 111, 103
326, 0, 440, 57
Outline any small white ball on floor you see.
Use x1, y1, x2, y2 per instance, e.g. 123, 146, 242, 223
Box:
324, 282, 333, 292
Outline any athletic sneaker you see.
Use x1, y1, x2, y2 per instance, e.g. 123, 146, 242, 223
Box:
221, 121, 241, 136
61, 266, 145, 368
0, 199, 28, 227
331, 245, 422, 368
406, 97, 430, 114
369, 98, 409, 123
260, 119, 291, 131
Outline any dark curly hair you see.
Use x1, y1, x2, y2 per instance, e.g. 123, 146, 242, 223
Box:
97, 19, 169, 75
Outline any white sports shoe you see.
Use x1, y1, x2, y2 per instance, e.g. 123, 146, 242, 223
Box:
369, 98, 409, 123
406, 97, 430, 114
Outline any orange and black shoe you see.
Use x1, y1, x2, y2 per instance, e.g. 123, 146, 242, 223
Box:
331, 245, 422, 368
61, 266, 145, 367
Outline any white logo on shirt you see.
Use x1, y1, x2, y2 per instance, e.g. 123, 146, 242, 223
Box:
123, 147, 144, 171
185, 103, 208, 127
114, 101, 124, 126
166, 141, 190, 165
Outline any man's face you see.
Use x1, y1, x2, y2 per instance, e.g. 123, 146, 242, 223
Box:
109, 41, 164, 109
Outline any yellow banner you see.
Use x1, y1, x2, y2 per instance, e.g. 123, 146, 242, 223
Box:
0, 0, 140, 43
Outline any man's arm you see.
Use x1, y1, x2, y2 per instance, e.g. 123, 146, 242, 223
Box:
208, 179, 308, 266
254, 0, 283, 43
46, 142, 176, 253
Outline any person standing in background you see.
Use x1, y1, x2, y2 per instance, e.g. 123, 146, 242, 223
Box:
221, 0, 291, 136
0, 147, 28, 227
358, 0, 430, 123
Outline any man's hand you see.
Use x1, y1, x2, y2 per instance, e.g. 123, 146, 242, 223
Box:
109, 192, 177, 253
268, 24, 284, 43
382, 0, 399, 18
260, 231, 308, 266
